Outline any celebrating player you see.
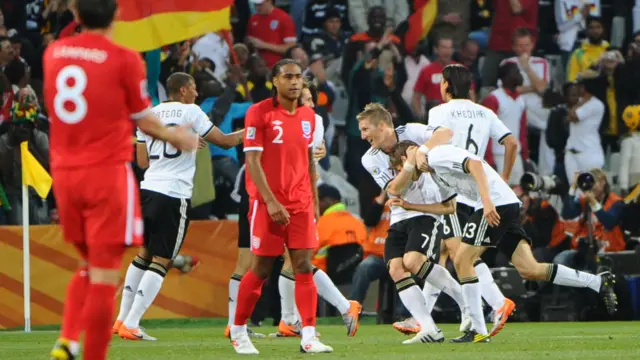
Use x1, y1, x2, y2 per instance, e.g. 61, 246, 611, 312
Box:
424, 64, 518, 337
229, 59, 331, 355
391, 141, 617, 343
45, 1, 198, 359
359, 104, 471, 344
113, 72, 244, 341
276, 80, 361, 338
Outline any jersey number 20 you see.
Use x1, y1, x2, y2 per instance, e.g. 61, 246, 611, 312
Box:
54, 65, 87, 124
149, 123, 182, 160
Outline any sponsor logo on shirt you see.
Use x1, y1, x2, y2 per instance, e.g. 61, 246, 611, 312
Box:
247, 127, 256, 140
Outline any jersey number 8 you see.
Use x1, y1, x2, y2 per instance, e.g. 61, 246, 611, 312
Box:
54, 65, 88, 124
149, 123, 182, 160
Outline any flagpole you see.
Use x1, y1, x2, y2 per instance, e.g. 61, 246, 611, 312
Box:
22, 183, 31, 333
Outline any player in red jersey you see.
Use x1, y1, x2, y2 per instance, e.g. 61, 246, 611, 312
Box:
44, 1, 198, 360
230, 59, 332, 355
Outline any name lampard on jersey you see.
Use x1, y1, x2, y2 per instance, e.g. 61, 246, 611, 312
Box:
53, 46, 108, 64
450, 109, 486, 119
154, 109, 183, 118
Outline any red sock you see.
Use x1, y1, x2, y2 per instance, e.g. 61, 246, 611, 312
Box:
233, 270, 265, 326
82, 283, 117, 360
295, 273, 317, 327
60, 267, 89, 341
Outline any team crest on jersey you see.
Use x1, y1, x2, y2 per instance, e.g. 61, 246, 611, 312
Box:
371, 167, 380, 176
251, 235, 261, 250
246, 127, 256, 140
301, 120, 312, 138
270, 20, 279, 30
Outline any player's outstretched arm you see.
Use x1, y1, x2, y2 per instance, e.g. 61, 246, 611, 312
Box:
205, 127, 244, 149
466, 159, 501, 226
386, 146, 418, 197
388, 197, 456, 215
499, 134, 518, 182
246, 151, 290, 225
138, 113, 199, 152
416, 127, 454, 171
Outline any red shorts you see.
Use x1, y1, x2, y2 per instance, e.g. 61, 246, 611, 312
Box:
248, 199, 317, 257
53, 163, 143, 269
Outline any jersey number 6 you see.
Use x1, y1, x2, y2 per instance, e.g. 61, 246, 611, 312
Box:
149, 123, 182, 160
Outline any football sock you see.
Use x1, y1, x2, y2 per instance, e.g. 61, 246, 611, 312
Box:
396, 276, 437, 332
461, 277, 488, 335
418, 261, 466, 312
294, 273, 318, 338
233, 270, 265, 326
60, 267, 89, 342
279, 269, 298, 324
83, 283, 117, 360
123, 262, 166, 329
116, 256, 149, 322
228, 273, 242, 327
421, 282, 441, 314
548, 264, 601, 292
474, 259, 505, 310
313, 267, 351, 314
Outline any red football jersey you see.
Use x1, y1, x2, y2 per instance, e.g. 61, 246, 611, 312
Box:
246, 7, 297, 68
43, 33, 151, 170
244, 99, 316, 213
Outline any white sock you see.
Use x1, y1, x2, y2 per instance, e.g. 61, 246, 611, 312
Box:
397, 281, 437, 333
422, 263, 467, 312
313, 268, 351, 314
475, 261, 505, 310
123, 265, 166, 329
462, 280, 488, 335
551, 264, 601, 292
231, 324, 247, 337
279, 272, 298, 324
301, 326, 316, 342
228, 274, 242, 326
116, 259, 148, 321
422, 282, 441, 314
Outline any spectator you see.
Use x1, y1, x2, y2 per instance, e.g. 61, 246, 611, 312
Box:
557, 168, 626, 268
235, 54, 272, 103
614, 41, 640, 125
347, 0, 408, 34
482, 62, 528, 186
160, 41, 194, 87
301, 0, 351, 39
501, 28, 553, 176
401, 41, 430, 106
555, 0, 598, 68
313, 184, 366, 275
546, 82, 581, 182
482, 0, 538, 90
412, 36, 455, 118
4, 58, 29, 94
453, 39, 481, 92
564, 73, 606, 180
468, 0, 492, 49
246, 0, 297, 68
303, 7, 349, 63
192, 32, 230, 80
566, 16, 609, 82
40, 0, 73, 37
430, 0, 471, 47
0, 36, 14, 71
233, 43, 250, 69
619, 105, 640, 195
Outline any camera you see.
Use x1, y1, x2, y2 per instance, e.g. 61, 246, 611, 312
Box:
520, 172, 565, 195
577, 171, 596, 191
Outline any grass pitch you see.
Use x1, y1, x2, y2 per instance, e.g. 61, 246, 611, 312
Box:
1, 318, 639, 359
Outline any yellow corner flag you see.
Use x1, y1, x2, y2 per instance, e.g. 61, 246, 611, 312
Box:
20, 141, 52, 199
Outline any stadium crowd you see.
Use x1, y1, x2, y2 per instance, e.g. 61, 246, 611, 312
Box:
2, 0, 640, 323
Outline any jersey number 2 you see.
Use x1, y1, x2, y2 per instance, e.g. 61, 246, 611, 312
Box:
149, 123, 182, 160
54, 65, 87, 124
272, 125, 284, 144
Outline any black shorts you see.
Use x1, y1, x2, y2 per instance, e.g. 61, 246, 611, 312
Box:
385, 215, 440, 263
141, 189, 191, 260
237, 193, 250, 249
440, 202, 475, 240
461, 203, 532, 258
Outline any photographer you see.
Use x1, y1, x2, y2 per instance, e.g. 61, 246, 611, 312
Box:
556, 169, 626, 268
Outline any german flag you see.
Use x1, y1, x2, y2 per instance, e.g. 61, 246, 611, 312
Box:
113, 0, 233, 52
404, 0, 437, 53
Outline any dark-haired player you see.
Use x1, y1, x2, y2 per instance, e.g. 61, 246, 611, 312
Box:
114, 72, 244, 341
391, 141, 617, 343
424, 64, 518, 337
229, 59, 331, 354
45, 1, 198, 359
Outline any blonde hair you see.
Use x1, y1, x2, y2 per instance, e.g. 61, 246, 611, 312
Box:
356, 103, 393, 126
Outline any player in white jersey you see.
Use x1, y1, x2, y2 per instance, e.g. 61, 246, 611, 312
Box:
391, 141, 618, 343
115, 73, 244, 341
358, 103, 469, 344
426, 64, 517, 337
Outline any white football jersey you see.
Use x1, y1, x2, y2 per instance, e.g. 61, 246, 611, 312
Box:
427, 145, 520, 210
361, 123, 436, 225
427, 99, 511, 206
313, 113, 325, 149
137, 102, 215, 199
400, 173, 451, 222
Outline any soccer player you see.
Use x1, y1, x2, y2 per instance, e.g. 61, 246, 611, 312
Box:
276, 80, 361, 338
424, 64, 518, 337
113, 72, 244, 341
229, 59, 331, 355
391, 141, 617, 343
44, 1, 198, 359
359, 104, 471, 344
